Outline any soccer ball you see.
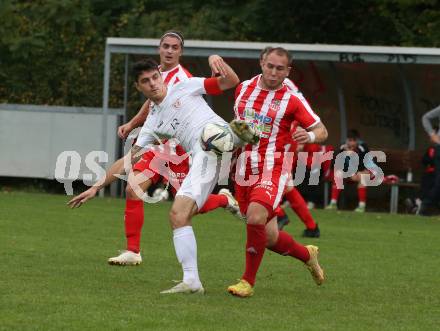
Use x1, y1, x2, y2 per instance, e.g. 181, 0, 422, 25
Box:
152, 187, 169, 202
200, 123, 234, 155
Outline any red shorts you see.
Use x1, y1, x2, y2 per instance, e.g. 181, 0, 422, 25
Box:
234, 170, 289, 220
132, 143, 190, 195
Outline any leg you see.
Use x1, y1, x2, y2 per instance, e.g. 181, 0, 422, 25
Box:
265, 218, 324, 285
161, 196, 203, 294
108, 170, 153, 265
197, 194, 228, 214
284, 187, 319, 235
227, 202, 268, 297
275, 206, 290, 230
228, 171, 289, 297
124, 175, 152, 253
421, 144, 440, 214
327, 170, 343, 209
162, 146, 220, 294
352, 172, 367, 212
242, 202, 269, 285
266, 218, 310, 262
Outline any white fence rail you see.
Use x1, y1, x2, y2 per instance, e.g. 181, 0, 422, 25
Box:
0, 104, 123, 181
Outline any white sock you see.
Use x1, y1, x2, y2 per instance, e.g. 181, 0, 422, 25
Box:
330, 199, 337, 204
358, 201, 366, 208
173, 226, 201, 289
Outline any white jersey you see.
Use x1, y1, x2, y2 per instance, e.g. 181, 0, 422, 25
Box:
136, 77, 225, 152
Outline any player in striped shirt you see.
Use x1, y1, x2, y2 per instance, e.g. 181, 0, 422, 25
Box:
118, 31, 192, 138
228, 47, 328, 297
259, 47, 321, 237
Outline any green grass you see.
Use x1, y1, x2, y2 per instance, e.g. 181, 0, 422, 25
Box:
1, 192, 439, 331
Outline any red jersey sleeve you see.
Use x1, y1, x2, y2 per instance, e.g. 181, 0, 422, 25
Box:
234, 83, 243, 100
203, 77, 223, 95
288, 94, 320, 129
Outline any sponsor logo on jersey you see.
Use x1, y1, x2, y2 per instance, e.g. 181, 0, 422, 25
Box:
173, 99, 181, 108
269, 100, 281, 111
243, 108, 273, 138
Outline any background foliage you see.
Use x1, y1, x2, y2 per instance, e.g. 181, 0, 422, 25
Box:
1, 0, 439, 107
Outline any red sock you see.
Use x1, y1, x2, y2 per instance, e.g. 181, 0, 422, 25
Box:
198, 194, 228, 214
269, 231, 310, 262
242, 224, 267, 286
274, 206, 286, 218
358, 186, 367, 203
331, 183, 342, 201
125, 199, 144, 253
285, 189, 316, 230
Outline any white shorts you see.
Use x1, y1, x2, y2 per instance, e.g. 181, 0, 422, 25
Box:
175, 143, 221, 209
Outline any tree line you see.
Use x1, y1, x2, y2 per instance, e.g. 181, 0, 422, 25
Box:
1, 0, 439, 107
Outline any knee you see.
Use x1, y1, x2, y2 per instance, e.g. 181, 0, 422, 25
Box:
169, 207, 191, 229
246, 211, 267, 225
266, 230, 278, 247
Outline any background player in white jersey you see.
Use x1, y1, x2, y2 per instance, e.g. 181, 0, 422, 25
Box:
69, 57, 257, 294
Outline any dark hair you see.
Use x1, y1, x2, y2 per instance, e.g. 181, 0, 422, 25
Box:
347, 129, 360, 139
265, 47, 292, 64
132, 58, 159, 81
259, 46, 273, 61
160, 30, 184, 47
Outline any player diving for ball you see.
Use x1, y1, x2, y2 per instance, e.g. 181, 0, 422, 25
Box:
68, 55, 258, 294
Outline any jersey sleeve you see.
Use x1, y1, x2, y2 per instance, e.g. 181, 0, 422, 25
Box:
234, 83, 243, 100
135, 120, 155, 148
183, 77, 223, 96
289, 94, 321, 129
284, 78, 299, 93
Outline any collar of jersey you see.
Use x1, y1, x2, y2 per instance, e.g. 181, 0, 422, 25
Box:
159, 64, 180, 75
151, 88, 170, 109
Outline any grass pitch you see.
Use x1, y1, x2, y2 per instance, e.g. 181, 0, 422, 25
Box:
1, 192, 439, 331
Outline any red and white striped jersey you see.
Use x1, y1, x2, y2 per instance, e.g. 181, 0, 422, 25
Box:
283, 77, 299, 93
160, 64, 192, 86
234, 74, 320, 175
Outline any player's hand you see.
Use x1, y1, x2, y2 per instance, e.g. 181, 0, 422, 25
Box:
208, 55, 227, 77
430, 133, 440, 145
67, 187, 99, 208
118, 122, 133, 139
292, 127, 311, 144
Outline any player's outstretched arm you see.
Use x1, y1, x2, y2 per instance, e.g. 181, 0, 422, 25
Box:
67, 146, 145, 208
208, 55, 240, 91
117, 100, 151, 139
293, 122, 328, 144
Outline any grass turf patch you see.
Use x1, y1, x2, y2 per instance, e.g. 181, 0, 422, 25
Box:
1, 191, 439, 330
